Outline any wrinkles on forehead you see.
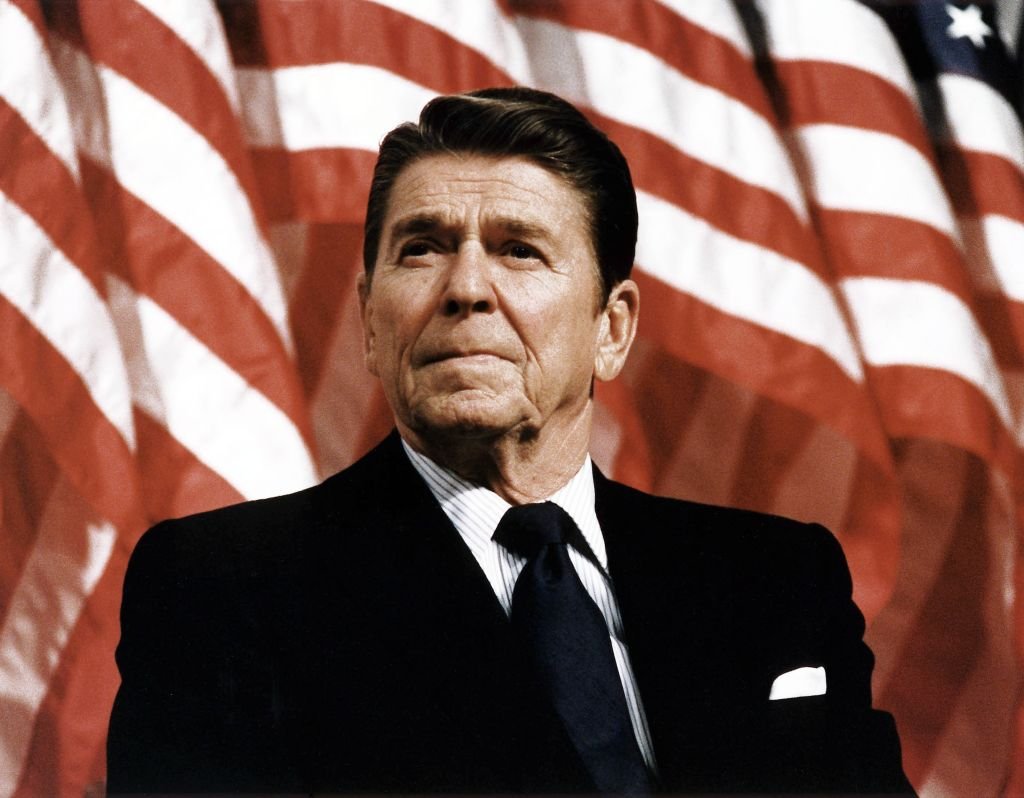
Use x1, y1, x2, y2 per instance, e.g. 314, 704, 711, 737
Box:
383, 158, 582, 238
373, 154, 603, 305
387, 213, 561, 250
387, 154, 590, 224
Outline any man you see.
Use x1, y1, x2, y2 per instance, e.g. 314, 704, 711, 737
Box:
108, 87, 914, 794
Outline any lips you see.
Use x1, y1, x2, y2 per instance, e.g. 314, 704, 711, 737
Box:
420, 350, 506, 365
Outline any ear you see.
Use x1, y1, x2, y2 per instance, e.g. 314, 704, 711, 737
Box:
357, 271, 379, 376
594, 278, 639, 382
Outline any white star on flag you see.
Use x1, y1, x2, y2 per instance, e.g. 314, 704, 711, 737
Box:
945, 3, 994, 47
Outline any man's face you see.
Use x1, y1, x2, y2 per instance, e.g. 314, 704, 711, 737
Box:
359, 153, 636, 446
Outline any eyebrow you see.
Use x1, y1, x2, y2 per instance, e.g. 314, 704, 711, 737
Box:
497, 218, 553, 243
389, 214, 445, 241
389, 213, 554, 243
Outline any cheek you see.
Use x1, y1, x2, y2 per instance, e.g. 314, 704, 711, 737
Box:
372, 283, 434, 359
366, 310, 408, 382
526, 307, 599, 374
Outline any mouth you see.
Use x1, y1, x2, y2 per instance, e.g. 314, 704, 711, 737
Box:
422, 351, 506, 366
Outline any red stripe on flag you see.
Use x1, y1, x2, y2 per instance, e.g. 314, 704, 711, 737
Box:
836, 457, 904, 621
80, 157, 312, 444
590, 111, 827, 280
773, 60, 936, 166
0, 295, 142, 535
726, 398, 820, 514
0, 100, 104, 294
0, 413, 59, 625
251, 148, 377, 224
814, 208, 975, 300
593, 376, 655, 492
939, 144, 1024, 222
288, 222, 364, 399
868, 365, 1017, 475
134, 409, 244, 522
621, 345, 708, 486
9, 0, 46, 34
1008, 536, 1024, 797
505, 0, 775, 120
11, 540, 129, 796
73, 0, 268, 229
623, 343, 899, 619
879, 451, 992, 784
228, 0, 513, 90
975, 294, 1024, 369
636, 270, 893, 470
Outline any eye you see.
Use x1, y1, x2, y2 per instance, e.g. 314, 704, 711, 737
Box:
503, 242, 542, 262
399, 240, 436, 260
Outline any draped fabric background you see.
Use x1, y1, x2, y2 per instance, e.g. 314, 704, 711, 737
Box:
2, 0, 1023, 794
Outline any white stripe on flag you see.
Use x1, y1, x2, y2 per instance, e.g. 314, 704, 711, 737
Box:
972, 215, 1024, 302
797, 124, 960, 238
0, 192, 135, 448
635, 189, 863, 381
371, 0, 535, 83
516, 15, 809, 221
757, 0, 918, 100
237, 63, 437, 152
938, 74, 1024, 170
107, 277, 316, 499
841, 276, 1013, 429
133, 0, 243, 114
0, 490, 116, 796
56, 44, 294, 352
655, 0, 753, 55
0, 0, 79, 178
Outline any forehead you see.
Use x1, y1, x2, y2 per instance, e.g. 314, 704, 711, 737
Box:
381, 154, 590, 235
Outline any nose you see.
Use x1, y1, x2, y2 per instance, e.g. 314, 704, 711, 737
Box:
440, 243, 496, 317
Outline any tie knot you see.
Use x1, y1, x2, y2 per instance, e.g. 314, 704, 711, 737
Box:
493, 501, 575, 559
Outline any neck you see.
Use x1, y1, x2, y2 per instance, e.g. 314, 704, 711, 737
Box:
400, 407, 593, 504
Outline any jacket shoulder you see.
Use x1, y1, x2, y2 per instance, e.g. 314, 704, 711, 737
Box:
596, 471, 843, 562
128, 431, 405, 578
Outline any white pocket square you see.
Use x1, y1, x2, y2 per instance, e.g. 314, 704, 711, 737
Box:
769, 666, 827, 700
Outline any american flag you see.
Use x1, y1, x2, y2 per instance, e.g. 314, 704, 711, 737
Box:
1, 0, 1021, 794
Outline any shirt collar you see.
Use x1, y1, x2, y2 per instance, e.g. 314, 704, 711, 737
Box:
401, 439, 607, 569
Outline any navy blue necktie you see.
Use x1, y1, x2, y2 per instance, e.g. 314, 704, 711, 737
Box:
493, 501, 650, 794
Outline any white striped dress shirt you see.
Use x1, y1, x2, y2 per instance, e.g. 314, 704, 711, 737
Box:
401, 441, 658, 773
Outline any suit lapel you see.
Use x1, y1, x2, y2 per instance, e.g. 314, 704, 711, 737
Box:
595, 469, 756, 791
308, 432, 525, 790
595, 470, 693, 786
316, 430, 508, 634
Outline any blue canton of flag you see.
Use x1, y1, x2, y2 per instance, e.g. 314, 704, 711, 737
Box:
864, 0, 1021, 115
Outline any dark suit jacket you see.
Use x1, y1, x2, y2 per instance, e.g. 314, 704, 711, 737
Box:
108, 431, 913, 794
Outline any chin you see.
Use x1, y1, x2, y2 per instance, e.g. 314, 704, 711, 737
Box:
410, 397, 528, 441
